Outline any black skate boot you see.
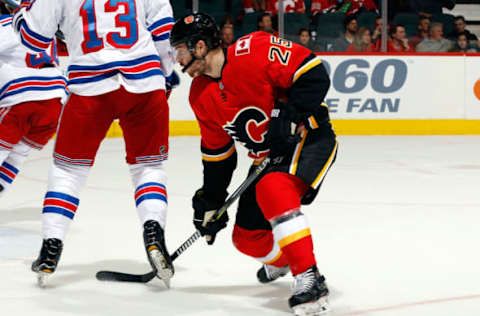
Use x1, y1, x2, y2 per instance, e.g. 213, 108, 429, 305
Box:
143, 220, 174, 288
31, 238, 63, 288
257, 264, 289, 284
288, 266, 329, 316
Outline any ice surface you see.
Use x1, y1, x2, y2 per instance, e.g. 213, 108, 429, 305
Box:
1, 136, 480, 315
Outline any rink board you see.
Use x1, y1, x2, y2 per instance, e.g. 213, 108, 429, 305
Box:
60, 53, 480, 135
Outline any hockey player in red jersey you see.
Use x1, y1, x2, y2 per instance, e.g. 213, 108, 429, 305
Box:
171, 13, 337, 315
13, 0, 177, 287
0, 4, 66, 200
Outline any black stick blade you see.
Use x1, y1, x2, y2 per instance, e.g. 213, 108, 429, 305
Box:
96, 270, 157, 283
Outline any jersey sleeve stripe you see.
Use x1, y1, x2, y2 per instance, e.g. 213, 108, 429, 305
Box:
292, 56, 322, 84
17, 18, 52, 52
201, 139, 236, 162
0, 16, 13, 26
148, 17, 174, 42
202, 143, 236, 162
147, 17, 175, 32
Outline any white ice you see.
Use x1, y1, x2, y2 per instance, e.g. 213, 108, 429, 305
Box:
1, 136, 480, 316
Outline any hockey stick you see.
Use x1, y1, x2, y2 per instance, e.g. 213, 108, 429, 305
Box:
1, 0, 66, 41
96, 157, 271, 283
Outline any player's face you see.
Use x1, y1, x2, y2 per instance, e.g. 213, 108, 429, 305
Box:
174, 43, 207, 78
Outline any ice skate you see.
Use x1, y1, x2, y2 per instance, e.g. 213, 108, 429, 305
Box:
288, 266, 329, 316
257, 264, 289, 283
143, 220, 174, 288
31, 238, 63, 288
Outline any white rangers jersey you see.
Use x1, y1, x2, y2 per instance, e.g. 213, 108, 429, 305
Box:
13, 0, 175, 96
0, 14, 67, 108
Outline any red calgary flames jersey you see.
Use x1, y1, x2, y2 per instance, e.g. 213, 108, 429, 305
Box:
189, 31, 320, 161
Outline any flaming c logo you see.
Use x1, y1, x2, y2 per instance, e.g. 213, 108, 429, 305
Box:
474, 79, 480, 101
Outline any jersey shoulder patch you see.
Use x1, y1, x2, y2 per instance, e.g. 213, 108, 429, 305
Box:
235, 35, 252, 56
0, 15, 13, 27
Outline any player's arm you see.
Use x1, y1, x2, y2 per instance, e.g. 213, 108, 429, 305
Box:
265, 38, 331, 158
189, 85, 237, 245
288, 54, 331, 129
145, 0, 176, 88
0, 16, 18, 59
12, 0, 61, 54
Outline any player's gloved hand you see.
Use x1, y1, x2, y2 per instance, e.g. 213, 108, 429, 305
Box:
267, 100, 301, 163
192, 189, 229, 245
165, 71, 180, 99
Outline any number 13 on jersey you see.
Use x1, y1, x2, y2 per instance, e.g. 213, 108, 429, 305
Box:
80, 0, 138, 54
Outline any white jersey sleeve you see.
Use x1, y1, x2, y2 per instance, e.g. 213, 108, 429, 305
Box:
0, 15, 17, 59
12, 0, 62, 54
145, 0, 175, 79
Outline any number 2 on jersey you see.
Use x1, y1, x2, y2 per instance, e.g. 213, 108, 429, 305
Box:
80, 0, 138, 54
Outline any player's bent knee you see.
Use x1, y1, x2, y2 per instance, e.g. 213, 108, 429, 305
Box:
232, 225, 274, 258
256, 172, 309, 220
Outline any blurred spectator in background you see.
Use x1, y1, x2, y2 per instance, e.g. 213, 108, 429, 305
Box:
448, 16, 478, 42
331, 15, 358, 51
298, 28, 319, 51
416, 22, 453, 52
346, 27, 376, 52
409, 0, 455, 17
388, 25, 414, 52
243, 0, 265, 13
337, 0, 378, 16
371, 16, 383, 50
409, 16, 430, 49
310, 0, 338, 16
449, 32, 479, 53
220, 15, 235, 28
221, 25, 235, 48
265, 0, 306, 15
257, 12, 276, 34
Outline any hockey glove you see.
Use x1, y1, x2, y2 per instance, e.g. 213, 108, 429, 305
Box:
267, 100, 301, 163
192, 189, 229, 245
165, 71, 180, 100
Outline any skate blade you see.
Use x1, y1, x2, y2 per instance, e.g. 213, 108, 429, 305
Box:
149, 249, 173, 288
37, 271, 51, 288
292, 296, 329, 316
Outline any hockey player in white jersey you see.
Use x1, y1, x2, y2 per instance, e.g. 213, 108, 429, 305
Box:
0, 4, 67, 199
12, 0, 177, 287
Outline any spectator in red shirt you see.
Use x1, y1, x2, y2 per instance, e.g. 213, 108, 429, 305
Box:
338, 0, 378, 16
388, 25, 414, 52
310, 0, 338, 16
409, 16, 430, 49
242, 0, 265, 13
265, 0, 306, 15
346, 27, 376, 52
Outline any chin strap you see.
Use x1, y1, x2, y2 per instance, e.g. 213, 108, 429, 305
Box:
181, 47, 209, 73
181, 57, 197, 73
